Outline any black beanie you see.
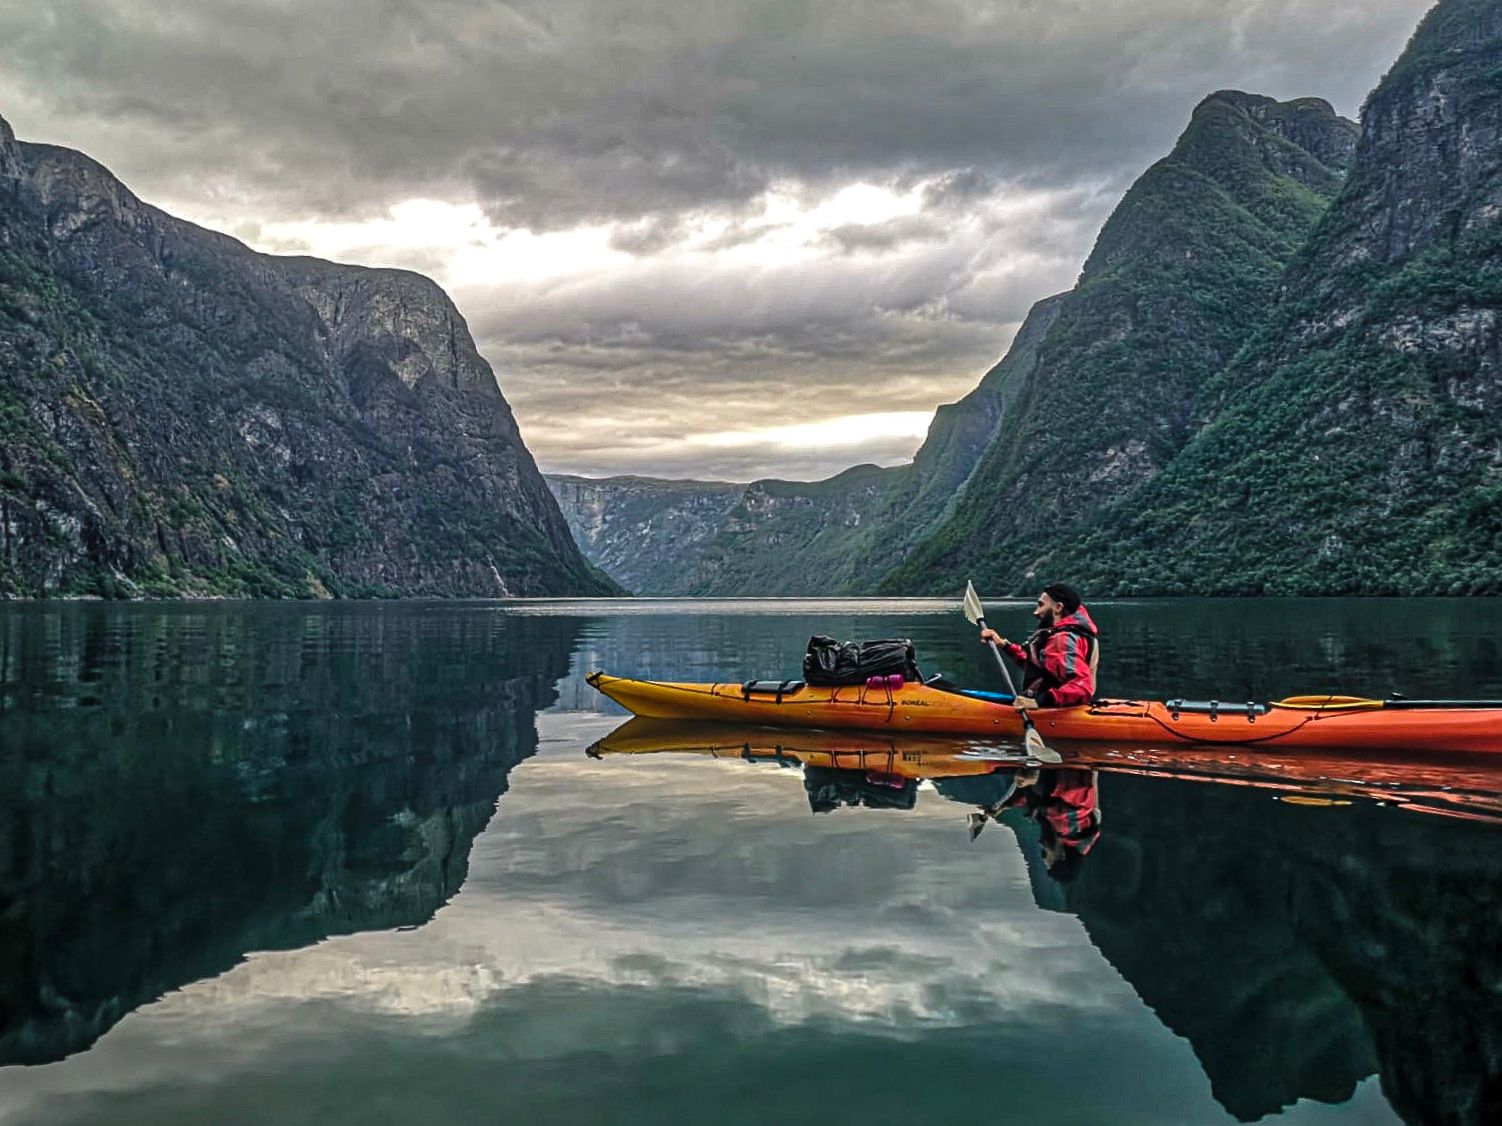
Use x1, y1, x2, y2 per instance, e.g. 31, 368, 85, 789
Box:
1042, 582, 1082, 614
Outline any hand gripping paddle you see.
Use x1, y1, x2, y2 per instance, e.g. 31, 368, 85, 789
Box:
963, 581, 1061, 764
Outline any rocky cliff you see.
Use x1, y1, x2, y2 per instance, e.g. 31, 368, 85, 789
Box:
546, 474, 744, 594
884, 91, 1360, 594
0, 114, 615, 598
1038, 0, 1502, 595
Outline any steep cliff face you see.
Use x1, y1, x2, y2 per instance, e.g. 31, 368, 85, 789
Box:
0, 115, 615, 598
1028, 0, 1502, 596
884, 92, 1359, 594
546, 474, 744, 594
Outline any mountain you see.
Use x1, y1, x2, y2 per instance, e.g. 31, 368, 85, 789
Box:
688, 462, 900, 595
684, 293, 1065, 596
1033, 0, 1502, 596
883, 91, 1360, 594
0, 113, 616, 598
546, 474, 744, 595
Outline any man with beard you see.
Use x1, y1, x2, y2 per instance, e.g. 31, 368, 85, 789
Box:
979, 582, 1099, 710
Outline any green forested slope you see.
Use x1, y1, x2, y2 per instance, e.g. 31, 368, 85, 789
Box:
882, 92, 1359, 595
1031, 0, 1502, 596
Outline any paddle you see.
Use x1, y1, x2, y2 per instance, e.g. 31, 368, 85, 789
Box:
963, 581, 1061, 765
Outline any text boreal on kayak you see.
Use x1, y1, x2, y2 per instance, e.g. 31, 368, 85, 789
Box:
584, 672, 1502, 755
589, 717, 1502, 824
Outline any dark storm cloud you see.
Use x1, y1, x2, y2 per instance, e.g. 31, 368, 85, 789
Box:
0, 1, 1430, 231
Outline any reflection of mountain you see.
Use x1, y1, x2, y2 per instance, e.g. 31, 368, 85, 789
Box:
0, 607, 580, 1065
1014, 774, 1502, 1124
592, 720, 1502, 1123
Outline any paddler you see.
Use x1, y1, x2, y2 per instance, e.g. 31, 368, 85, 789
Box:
978, 582, 1099, 710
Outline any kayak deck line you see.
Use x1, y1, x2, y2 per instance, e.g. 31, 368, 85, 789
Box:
586, 672, 1502, 755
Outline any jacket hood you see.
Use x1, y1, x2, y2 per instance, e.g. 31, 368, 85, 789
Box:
1053, 604, 1097, 635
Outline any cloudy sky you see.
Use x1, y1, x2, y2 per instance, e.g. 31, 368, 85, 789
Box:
0, 0, 1432, 481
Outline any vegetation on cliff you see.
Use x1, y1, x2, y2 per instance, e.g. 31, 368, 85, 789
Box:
882, 92, 1359, 595
1021, 0, 1502, 596
0, 115, 616, 599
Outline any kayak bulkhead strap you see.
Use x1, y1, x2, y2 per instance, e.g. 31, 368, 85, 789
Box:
741, 679, 806, 702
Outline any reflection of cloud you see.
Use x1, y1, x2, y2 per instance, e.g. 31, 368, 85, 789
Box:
33, 738, 1119, 1033
0, 709, 1406, 1124
0, 0, 1428, 479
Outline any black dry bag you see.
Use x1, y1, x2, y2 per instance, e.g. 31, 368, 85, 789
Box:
802, 635, 921, 687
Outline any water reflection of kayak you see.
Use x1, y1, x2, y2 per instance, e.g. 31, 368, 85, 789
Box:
588, 717, 1502, 824
588, 717, 1048, 775
586, 672, 1502, 755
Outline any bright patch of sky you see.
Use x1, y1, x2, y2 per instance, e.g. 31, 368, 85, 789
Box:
690, 411, 935, 452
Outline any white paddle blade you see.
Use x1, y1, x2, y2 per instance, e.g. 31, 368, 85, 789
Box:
1023, 725, 1063, 765
962, 581, 985, 625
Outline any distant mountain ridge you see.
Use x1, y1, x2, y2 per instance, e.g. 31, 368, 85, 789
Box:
550, 294, 1066, 596
0, 113, 615, 598
545, 474, 744, 595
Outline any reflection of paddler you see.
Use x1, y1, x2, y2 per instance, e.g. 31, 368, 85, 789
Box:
589, 718, 1502, 827
1010, 768, 1101, 883
969, 768, 1101, 882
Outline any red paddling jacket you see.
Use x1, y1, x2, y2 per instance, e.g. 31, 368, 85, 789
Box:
1002, 605, 1099, 707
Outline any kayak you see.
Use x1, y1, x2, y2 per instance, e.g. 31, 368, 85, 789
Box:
590, 718, 1502, 823
585, 672, 1502, 754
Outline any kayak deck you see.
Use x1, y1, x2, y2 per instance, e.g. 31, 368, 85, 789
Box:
585, 672, 1502, 754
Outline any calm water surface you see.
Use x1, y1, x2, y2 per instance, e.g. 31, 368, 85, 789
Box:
2, 598, 1501, 1125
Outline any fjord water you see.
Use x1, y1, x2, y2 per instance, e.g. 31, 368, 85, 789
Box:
3, 599, 1501, 1125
